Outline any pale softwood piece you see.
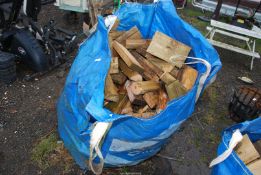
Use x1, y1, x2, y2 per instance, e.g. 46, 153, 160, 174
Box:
165, 80, 187, 100
143, 91, 159, 109
125, 80, 146, 106
129, 81, 161, 95
247, 159, 261, 175
178, 65, 198, 90
160, 72, 177, 85
105, 74, 119, 102
136, 48, 172, 74
131, 51, 159, 81
128, 31, 142, 39
111, 72, 127, 85
112, 41, 144, 73
235, 134, 260, 164
115, 27, 140, 45
147, 31, 191, 68
119, 59, 143, 82
126, 39, 151, 49
109, 57, 119, 74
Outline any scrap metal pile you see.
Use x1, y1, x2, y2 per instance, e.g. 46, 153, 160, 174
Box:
103, 20, 198, 118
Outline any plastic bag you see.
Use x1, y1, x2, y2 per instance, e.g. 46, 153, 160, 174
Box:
57, 0, 221, 173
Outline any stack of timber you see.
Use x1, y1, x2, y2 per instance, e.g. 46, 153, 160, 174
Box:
235, 134, 261, 175
104, 19, 198, 118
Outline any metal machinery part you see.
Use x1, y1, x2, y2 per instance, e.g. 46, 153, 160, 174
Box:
0, 0, 77, 82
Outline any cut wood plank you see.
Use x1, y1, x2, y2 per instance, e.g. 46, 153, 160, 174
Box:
125, 80, 146, 106
105, 74, 119, 102
156, 89, 168, 113
130, 81, 161, 95
112, 94, 129, 113
119, 59, 143, 81
128, 31, 142, 39
109, 31, 124, 40
165, 80, 187, 100
131, 51, 159, 81
170, 67, 180, 78
247, 159, 261, 175
126, 39, 151, 49
147, 31, 191, 68
135, 49, 164, 75
121, 100, 133, 114
236, 134, 260, 164
109, 57, 119, 74
148, 57, 175, 73
136, 47, 173, 73
160, 72, 177, 85
135, 49, 177, 84
178, 65, 198, 90
254, 140, 261, 154
111, 72, 127, 85
143, 91, 159, 109
115, 27, 140, 45
113, 41, 144, 73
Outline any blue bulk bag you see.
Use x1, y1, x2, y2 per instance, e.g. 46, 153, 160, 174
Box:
211, 117, 261, 175
57, 0, 221, 173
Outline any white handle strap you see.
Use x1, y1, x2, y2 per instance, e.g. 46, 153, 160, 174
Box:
89, 122, 112, 175
209, 129, 243, 168
170, 55, 212, 102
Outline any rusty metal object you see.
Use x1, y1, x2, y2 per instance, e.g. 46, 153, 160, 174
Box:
229, 86, 261, 122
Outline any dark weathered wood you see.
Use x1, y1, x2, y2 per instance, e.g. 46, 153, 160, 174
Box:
111, 72, 127, 85
147, 31, 191, 68
130, 81, 161, 95
113, 41, 144, 73
119, 59, 143, 81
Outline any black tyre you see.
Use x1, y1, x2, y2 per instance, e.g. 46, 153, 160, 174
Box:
0, 51, 17, 84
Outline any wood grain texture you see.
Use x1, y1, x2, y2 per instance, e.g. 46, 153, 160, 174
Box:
119, 59, 143, 82
113, 41, 144, 73
147, 31, 191, 68
178, 65, 198, 90
105, 74, 119, 102
165, 80, 187, 100
109, 57, 119, 74
236, 134, 260, 164
130, 81, 161, 95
